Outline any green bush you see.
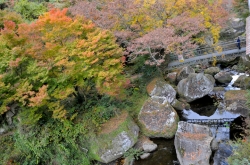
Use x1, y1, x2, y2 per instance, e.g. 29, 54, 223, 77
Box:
14, 0, 47, 21
123, 148, 144, 161
228, 137, 250, 164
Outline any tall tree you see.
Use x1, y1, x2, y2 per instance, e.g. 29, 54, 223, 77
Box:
0, 8, 125, 124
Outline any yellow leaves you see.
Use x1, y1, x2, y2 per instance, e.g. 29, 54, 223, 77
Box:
210, 25, 221, 43
143, 0, 156, 8
104, 59, 121, 66
175, 0, 186, 9
49, 102, 67, 121
98, 71, 110, 79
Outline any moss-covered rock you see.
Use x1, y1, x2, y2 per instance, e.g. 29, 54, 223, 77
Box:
138, 98, 179, 138
171, 99, 190, 111
89, 111, 139, 163
233, 75, 250, 89
224, 90, 249, 117
217, 56, 240, 68
204, 67, 220, 76
214, 71, 232, 84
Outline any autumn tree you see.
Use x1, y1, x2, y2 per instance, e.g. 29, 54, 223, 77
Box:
0, 8, 125, 124
69, 0, 229, 66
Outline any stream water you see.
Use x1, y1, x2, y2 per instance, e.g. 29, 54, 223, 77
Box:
133, 71, 248, 165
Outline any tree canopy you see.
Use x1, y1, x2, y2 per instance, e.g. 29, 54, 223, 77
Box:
69, 0, 229, 65
0, 8, 125, 124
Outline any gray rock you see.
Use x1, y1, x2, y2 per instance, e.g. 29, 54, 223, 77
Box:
143, 143, 157, 152
146, 78, 176, 104
171, 99, 190, 111
214, 71, 233, 84
211, 139, 219, 151
89, 112, 139, 163
134, 136, 157, 152
233, 75, 250, 89
140, 153, 151, 159
138, 98, 179, 138
224, 90, 249, 117
174, 121, 213, 165
204, 67, 220, 76
231, 18, 245, 31
213, 143, 233, 165
240, 55, 250, 69
177, 73, 215, 102
5, 103, 18, 125
0, 128, 5, 135
176, 66, 195, 83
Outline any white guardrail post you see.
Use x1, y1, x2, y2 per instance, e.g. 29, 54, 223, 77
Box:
246, 16, 250, 56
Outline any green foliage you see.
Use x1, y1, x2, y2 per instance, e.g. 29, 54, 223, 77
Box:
233, 0, 250, 21
0, 134, 18, 164
14, 0, 47, 21
228, 137, 250, 164
12, 119, 91, 165
229, 158, 250, 165
123, 148, 144, 160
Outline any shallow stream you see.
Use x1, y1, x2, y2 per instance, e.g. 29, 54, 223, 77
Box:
133, 71, 248, 165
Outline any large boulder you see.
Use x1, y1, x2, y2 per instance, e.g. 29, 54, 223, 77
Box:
233, 75, 250, 89
89, 112, 139, 163
174, 122, 213, 165
224, 90, 249, 117
204, 67, 220, 76
176, 66, 195, 83
146, 78, 176, 104
239, 55, 250, 69
214, 71, 233, 85
177, 73, 215, 102
138, 98, 179, 138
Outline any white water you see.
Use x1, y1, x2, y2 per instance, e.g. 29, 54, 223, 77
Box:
225, 71, 248, 90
